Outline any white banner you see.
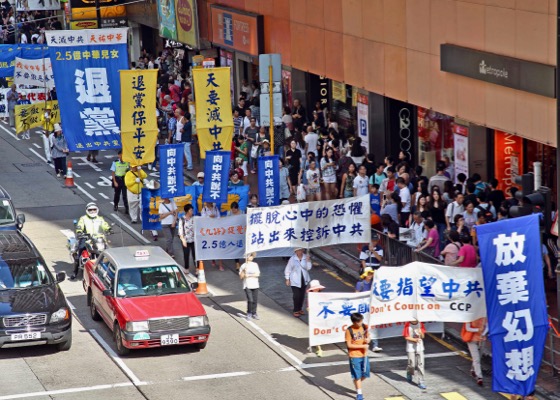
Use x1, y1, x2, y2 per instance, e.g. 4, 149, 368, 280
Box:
453, 133, 468, 184
373, 321, 444, 339
45, 28, 129, 47
0, 88, 49, 118
370, 262, 486, 324
246, 195, 371, 253
193, 214, 293, 260
14, 57, 55, 89
17, 0, 61, 11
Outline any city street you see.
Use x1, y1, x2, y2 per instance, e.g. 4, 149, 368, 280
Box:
0, 124, 516, 399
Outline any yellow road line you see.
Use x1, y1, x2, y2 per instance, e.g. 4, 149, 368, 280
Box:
426, 332, 471, 361
441, 393, 468, 400
322, 268, 355, 288
385, 397, 407, 400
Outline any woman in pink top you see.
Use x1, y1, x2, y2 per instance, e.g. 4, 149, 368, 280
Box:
440, 231, 462, 266
415, 220, 440, 258
453, 236, 478, 267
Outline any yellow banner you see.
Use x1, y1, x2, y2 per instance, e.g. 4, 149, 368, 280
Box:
120, 69, 159, 165
175, 0, 198, 47
15, 101, 60, 134
193, 67, 233, 159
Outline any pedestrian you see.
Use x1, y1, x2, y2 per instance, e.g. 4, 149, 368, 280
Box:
461, 317, 487, 386
201, 202, 224, 271
234, 135, 249, 181
340, 162, 357, 198
111, 150, 129, 213
359, 233, 383, 273
42, 130, 53, 164
306, 159, 321, 201
87, 150, 99, 164
355, 266, 383, 353
192, 171, 204, 186
286, 139, 302, 190
178, 204, 195, 274
306, 279, 326, 357
452, 235, 478, 267
227, 202, 244, 270
404, 319, 427, 389
353, 164, 369, 197
247, 194, 258, 208
440, 230, 462, 266
239, 252, 260, 321
51, 123, 69, 178
279, 158, 292, 202
6, 83, 17, 127
345, 312, 371, 400
124, 165, 146, 224
181, 112, 193, 170
415, 219, 440, 258
320, 147, 338, 200
159, 197, 178, 257
284, 247, 312, 317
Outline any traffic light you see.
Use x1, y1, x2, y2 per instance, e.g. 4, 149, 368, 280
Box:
522, 186, 552, 232
509, 174, 534, 218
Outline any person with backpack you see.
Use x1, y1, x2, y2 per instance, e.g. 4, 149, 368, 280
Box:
461, 317, 488, 387
345, 312, 371, 400
475, 192, 496, 221
404, 319, 427, 389
440, 231, 462, 265
355, 267, 382, 353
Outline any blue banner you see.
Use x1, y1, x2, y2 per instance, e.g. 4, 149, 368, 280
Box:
202, 150, 231, 204
46, 29, 129, 152
0, 44, 48, 77
257, 155, 280, 206
141, 188, 162, 231
475, 214, 549, 396
159, 144, 185, 199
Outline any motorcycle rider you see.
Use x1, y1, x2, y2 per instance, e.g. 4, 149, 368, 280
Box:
71, 202, 111, 280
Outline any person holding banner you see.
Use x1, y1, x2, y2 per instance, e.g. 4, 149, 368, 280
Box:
125, 166, 147, 225
159, 198, 178, 258
239, 252, 260, 321
6, 83, 17, 127
178, 204, 196, 274
461, 317, 488, 387
284, 248, 313, 317
201, 202, 224, 271
51, 123, 69, 178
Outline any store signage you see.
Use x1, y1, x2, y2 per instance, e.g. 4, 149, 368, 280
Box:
441, 44, 555, 98
209, 5, 263, 56
357, 93, 369, 150
494, 130, 523, 197
387, 98, 416, 166
175, 0, 199, 48
308, 73, 330, 115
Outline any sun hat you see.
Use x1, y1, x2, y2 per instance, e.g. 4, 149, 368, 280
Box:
307, 279, 325, 292
197, 172, 205, 178
53, 123, 62, 132
360, 267, 375, 279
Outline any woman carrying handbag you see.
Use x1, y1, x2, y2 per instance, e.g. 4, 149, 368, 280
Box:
239, 252, 261, 321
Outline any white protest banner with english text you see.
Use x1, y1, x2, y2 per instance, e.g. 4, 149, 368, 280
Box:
246, 195, 371, 253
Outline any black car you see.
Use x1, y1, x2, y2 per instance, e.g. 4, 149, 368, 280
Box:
0, 185, 25, 231
0, 230, 72, 350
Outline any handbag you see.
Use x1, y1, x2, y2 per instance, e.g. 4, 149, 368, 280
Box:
461, 323, 475, 342
296, 184, 307, 201
250, 144, 260, 159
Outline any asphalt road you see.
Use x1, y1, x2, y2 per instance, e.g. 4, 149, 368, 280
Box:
0, 123, 510, 400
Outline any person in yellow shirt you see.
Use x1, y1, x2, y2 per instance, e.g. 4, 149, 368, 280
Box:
124, 165, 147, 224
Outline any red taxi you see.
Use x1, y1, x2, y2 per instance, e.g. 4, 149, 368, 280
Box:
83, 246, 210, 355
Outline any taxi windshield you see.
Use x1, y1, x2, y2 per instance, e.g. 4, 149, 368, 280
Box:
0, 202, 15, 226
0, 260, 52, 289
116, 265, 190, 298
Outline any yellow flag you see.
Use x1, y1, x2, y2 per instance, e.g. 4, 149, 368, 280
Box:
15, 101, 60, 134
120, 69, 159, 165
193, 67, 234, 159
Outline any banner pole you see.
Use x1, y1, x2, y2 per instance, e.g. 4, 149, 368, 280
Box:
269, 61, 274, 154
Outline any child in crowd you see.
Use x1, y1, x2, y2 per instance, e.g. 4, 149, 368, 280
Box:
403, 319, 427, 389
345, 312, 371, 400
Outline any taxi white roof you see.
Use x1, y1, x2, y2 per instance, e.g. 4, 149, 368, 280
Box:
102, 246, 178, 270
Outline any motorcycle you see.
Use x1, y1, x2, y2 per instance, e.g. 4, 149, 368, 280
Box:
66, 220, 112, 275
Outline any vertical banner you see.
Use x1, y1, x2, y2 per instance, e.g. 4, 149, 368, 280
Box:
257, 155, 280, 206
357, 93, 369, 150
141, 187, 162, 231
476, 214, 549, 396
193, 68, 234, 159
46, 29, 129, 151
494, 130, 523, 197
15, 101, 60, 134
202, 151, 231, 204
14, 57, 55, 89
159, 143, 185, 198
120, 69, 159, 165
453, 125, 469, 184
157, 0, 178, 40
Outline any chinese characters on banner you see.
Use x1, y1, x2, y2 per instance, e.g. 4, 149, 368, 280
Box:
0, 45, 49, 78
476, 214, 549, 396
15, 101, 60, 134
46, 28, 129, 151
159, 143, 185, 198
14, 57, 55, 89
245, 195, 371, 253
202, 150, 230, 204
120, 69, 159, 164
0, 88, 49, 118
193, 68, 234, 158
257, 156, 280, 206
370, 262, 487, 325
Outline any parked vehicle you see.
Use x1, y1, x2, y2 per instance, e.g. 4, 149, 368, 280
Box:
0, 185, 25, 231
0, 230, 72, 350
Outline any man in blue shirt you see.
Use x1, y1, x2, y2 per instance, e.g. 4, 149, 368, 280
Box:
359, 233, 384, 271
369, 184, 381, 216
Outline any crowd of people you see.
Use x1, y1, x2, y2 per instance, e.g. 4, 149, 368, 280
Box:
0, 2, 61, 44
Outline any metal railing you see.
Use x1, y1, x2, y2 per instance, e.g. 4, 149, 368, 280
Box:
373, 229, 442, 266
543, 316, 560, 376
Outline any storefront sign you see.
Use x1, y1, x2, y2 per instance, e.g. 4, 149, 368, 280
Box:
441, 44, 555, 98
494, 130, 523, 197
174, 0, 199, 48
453, 124, 469, 184
209, 5, 263, 56
357, 93, 369, 150
157, 0, 178, 40
332, 81, 345, 103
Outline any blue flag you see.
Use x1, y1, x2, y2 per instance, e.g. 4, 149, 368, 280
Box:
475, 214, 549, 396
46, 29, 128, 152
0, 44, 48, 77
257, 155, 280, 206
141, 188, 162, 231
202, 151, 231, 204
159, 144, 185, 199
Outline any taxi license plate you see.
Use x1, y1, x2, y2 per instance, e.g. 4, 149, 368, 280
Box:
11, 332, 41, 341
160, 334, 179, 346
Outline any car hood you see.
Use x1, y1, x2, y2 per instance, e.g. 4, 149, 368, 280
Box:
0, 284, 66, 316
117, 293, 206, 321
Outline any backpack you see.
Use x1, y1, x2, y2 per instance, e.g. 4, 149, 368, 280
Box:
347, 323, 369, 342
476, 203, 494, 222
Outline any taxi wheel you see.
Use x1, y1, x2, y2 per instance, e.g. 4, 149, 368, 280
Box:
89, 291, 101, 321
114, 322, 130, 356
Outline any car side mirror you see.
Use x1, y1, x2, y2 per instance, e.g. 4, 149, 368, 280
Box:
190, 282, 199, 290
102, 289, 112, 297
16, 214, 25, 229
56, 272, 66, 283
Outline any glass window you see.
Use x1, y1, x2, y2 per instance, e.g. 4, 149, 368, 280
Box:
0, 200, 15, 226
0, 260, 52, 289
116, 266, 190, 298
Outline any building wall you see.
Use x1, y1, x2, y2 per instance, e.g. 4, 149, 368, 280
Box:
199, 0, 558, 147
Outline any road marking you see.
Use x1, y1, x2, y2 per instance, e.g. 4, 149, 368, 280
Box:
76, 185, 96, 201
110, 213, 150, 244
28, 148, 51, 166
0, 121, 20, 140
322, 268, 354, 288
99, 192, 109, 199
441, 393, 468, 400
32, 142, 41, 149
84, 182, 95, 189
182, 371, 254, 381
71, 156, 102, 172
0, 382, 135, 400
89, 329, 146, 386
385, 397, 406, 400
66, 299, 76, 310
426, 333, 471, 361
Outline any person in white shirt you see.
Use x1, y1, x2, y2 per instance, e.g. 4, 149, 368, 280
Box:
20, 32, 28, 44
239, 252, 261, 321
201, 202, 223, 270
396, 177, 411, 227
353, 165, 369, 197
304, 126, 319, 157
445, 193, 465, 230
407, 212, 426, 248
158, 198, 178, 257
284, 248, 312, 317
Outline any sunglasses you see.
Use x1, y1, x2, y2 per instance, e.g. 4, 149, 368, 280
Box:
87, 208, 98, 212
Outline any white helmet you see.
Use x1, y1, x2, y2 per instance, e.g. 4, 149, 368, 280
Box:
86, 202, 99, 218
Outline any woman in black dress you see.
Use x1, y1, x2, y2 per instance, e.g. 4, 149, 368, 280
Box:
285, 139, 302, 192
